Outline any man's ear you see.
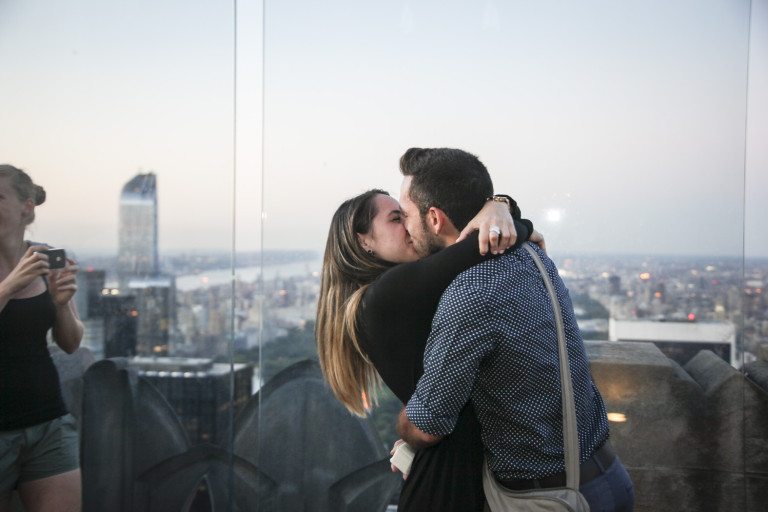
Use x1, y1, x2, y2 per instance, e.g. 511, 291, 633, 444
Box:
426, 207, 452, 235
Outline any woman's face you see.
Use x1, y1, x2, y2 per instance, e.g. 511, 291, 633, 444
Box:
0, 176, 32, 238
359, 194, 420, 264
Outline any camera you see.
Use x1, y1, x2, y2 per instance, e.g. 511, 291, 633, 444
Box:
38, 248, 67, 269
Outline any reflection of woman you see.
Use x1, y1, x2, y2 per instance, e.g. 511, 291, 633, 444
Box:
0, 165, 83, 512
316, 189, 537, 511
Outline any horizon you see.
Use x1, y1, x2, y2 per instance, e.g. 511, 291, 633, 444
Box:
70, 246, 768, 264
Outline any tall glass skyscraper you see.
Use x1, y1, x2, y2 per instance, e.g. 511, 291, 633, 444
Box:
118, 173, 158, 281
118, 173, 174, 355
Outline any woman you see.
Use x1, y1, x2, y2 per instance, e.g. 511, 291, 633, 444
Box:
0, 165, 83, 512
316, 188, 538, 511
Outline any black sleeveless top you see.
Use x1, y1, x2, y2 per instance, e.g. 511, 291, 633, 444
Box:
0, 286, 67, 430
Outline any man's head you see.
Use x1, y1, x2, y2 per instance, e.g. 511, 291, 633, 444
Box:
398, 148, 493, 257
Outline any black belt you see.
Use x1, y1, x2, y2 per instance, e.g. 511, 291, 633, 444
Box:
499, 440, 616, 491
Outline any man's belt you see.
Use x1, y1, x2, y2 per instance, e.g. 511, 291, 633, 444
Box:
498, 440, 617, 491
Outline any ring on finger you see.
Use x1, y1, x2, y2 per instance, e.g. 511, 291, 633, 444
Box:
490, 225, 501, 236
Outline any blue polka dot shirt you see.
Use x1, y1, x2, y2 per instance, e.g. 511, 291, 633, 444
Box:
406, 243, 610, 480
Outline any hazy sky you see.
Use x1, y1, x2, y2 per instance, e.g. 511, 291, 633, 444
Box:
1, 0, 766, 257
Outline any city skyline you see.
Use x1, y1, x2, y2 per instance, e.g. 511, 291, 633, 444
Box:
1, 0, 766, 257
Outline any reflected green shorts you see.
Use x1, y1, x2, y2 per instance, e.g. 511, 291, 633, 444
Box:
0, 414, 80, 495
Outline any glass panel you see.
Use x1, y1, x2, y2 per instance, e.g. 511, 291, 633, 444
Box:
1, 0, 762, 509
744, 1, 768, 510
261, 1, 760, 511
1, 1, 238, 510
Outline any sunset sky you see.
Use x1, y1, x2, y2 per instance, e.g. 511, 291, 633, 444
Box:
1, 0, 765, 257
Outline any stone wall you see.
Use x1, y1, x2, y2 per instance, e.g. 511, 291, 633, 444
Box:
587, 340, 768, 512
17, 342, 765, 511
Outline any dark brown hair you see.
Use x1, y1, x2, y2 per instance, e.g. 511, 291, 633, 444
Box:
399, 148, 493, 231
315, 189, 396, 416
0, 164, 46, 225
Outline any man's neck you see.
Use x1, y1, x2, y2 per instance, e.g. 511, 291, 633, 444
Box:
438, 227, 460, 248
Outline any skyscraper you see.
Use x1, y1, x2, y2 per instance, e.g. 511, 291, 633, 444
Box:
128, 276, 175, 355
116, 172, 177, 355
102, 294, 138, 358
118, 173, 158, 282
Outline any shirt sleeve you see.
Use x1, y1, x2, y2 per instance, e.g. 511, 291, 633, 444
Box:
405, 283, 495, 436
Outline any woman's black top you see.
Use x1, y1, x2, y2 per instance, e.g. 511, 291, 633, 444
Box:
0, 287, 66, 430
359, 219, 532, 512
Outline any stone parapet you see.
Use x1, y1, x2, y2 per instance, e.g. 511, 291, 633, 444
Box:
78, 359, 398, 512
586, 340, 768, 512
40, 343, 767, 511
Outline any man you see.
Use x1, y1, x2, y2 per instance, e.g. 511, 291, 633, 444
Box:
395, 147, 634, 511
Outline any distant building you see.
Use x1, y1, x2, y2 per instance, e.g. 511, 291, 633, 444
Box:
75, 268, 107, 319
129, 357, 253, 444
609, 318, 737, 367
608, 275, 622, 296
102, 295, 138, 358
118, 173, 158, 283
80, 318, 105, 360
115, 173, 180, 357
76, 269, 108, 360
74, 268, 137, 360
128, 276, 176, 356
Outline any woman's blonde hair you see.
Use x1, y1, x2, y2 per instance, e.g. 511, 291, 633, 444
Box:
316, 189, 396, 416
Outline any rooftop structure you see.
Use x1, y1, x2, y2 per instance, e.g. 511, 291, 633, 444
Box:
129, 357, 253, 445
609, 318, 737, 367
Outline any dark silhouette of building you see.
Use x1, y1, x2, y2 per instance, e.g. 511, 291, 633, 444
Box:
75, 268, 138, 360
127, 276, 176, 356
103, 295, 138, 358
609, 275, 622, 295
129, 357, 253, 445
75, 268, 107, 319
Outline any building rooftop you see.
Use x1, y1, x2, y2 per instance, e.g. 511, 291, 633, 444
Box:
609, 318, 736, 343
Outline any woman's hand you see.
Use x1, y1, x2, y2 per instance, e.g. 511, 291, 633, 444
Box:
390, 439, 409, 480
529, 230, 547, 253
49, 258, 79, 307
455, 200, 517, 255
1, 244, 50, 297
50, 257, 84, 354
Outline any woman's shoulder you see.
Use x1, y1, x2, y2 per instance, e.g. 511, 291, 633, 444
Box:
364, 259, 424, 303
360, 262, 420, 323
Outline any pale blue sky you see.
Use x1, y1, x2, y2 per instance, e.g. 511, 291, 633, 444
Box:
1, 0, 765, 257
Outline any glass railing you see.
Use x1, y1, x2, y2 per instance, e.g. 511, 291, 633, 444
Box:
1, 1, 764, 511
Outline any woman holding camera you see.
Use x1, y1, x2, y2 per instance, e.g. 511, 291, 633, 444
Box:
0, 165, 83, 512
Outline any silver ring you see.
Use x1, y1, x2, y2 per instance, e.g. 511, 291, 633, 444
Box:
490, 226, 501, 236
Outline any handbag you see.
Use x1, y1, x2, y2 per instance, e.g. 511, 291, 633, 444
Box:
482, 244, 590, 512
